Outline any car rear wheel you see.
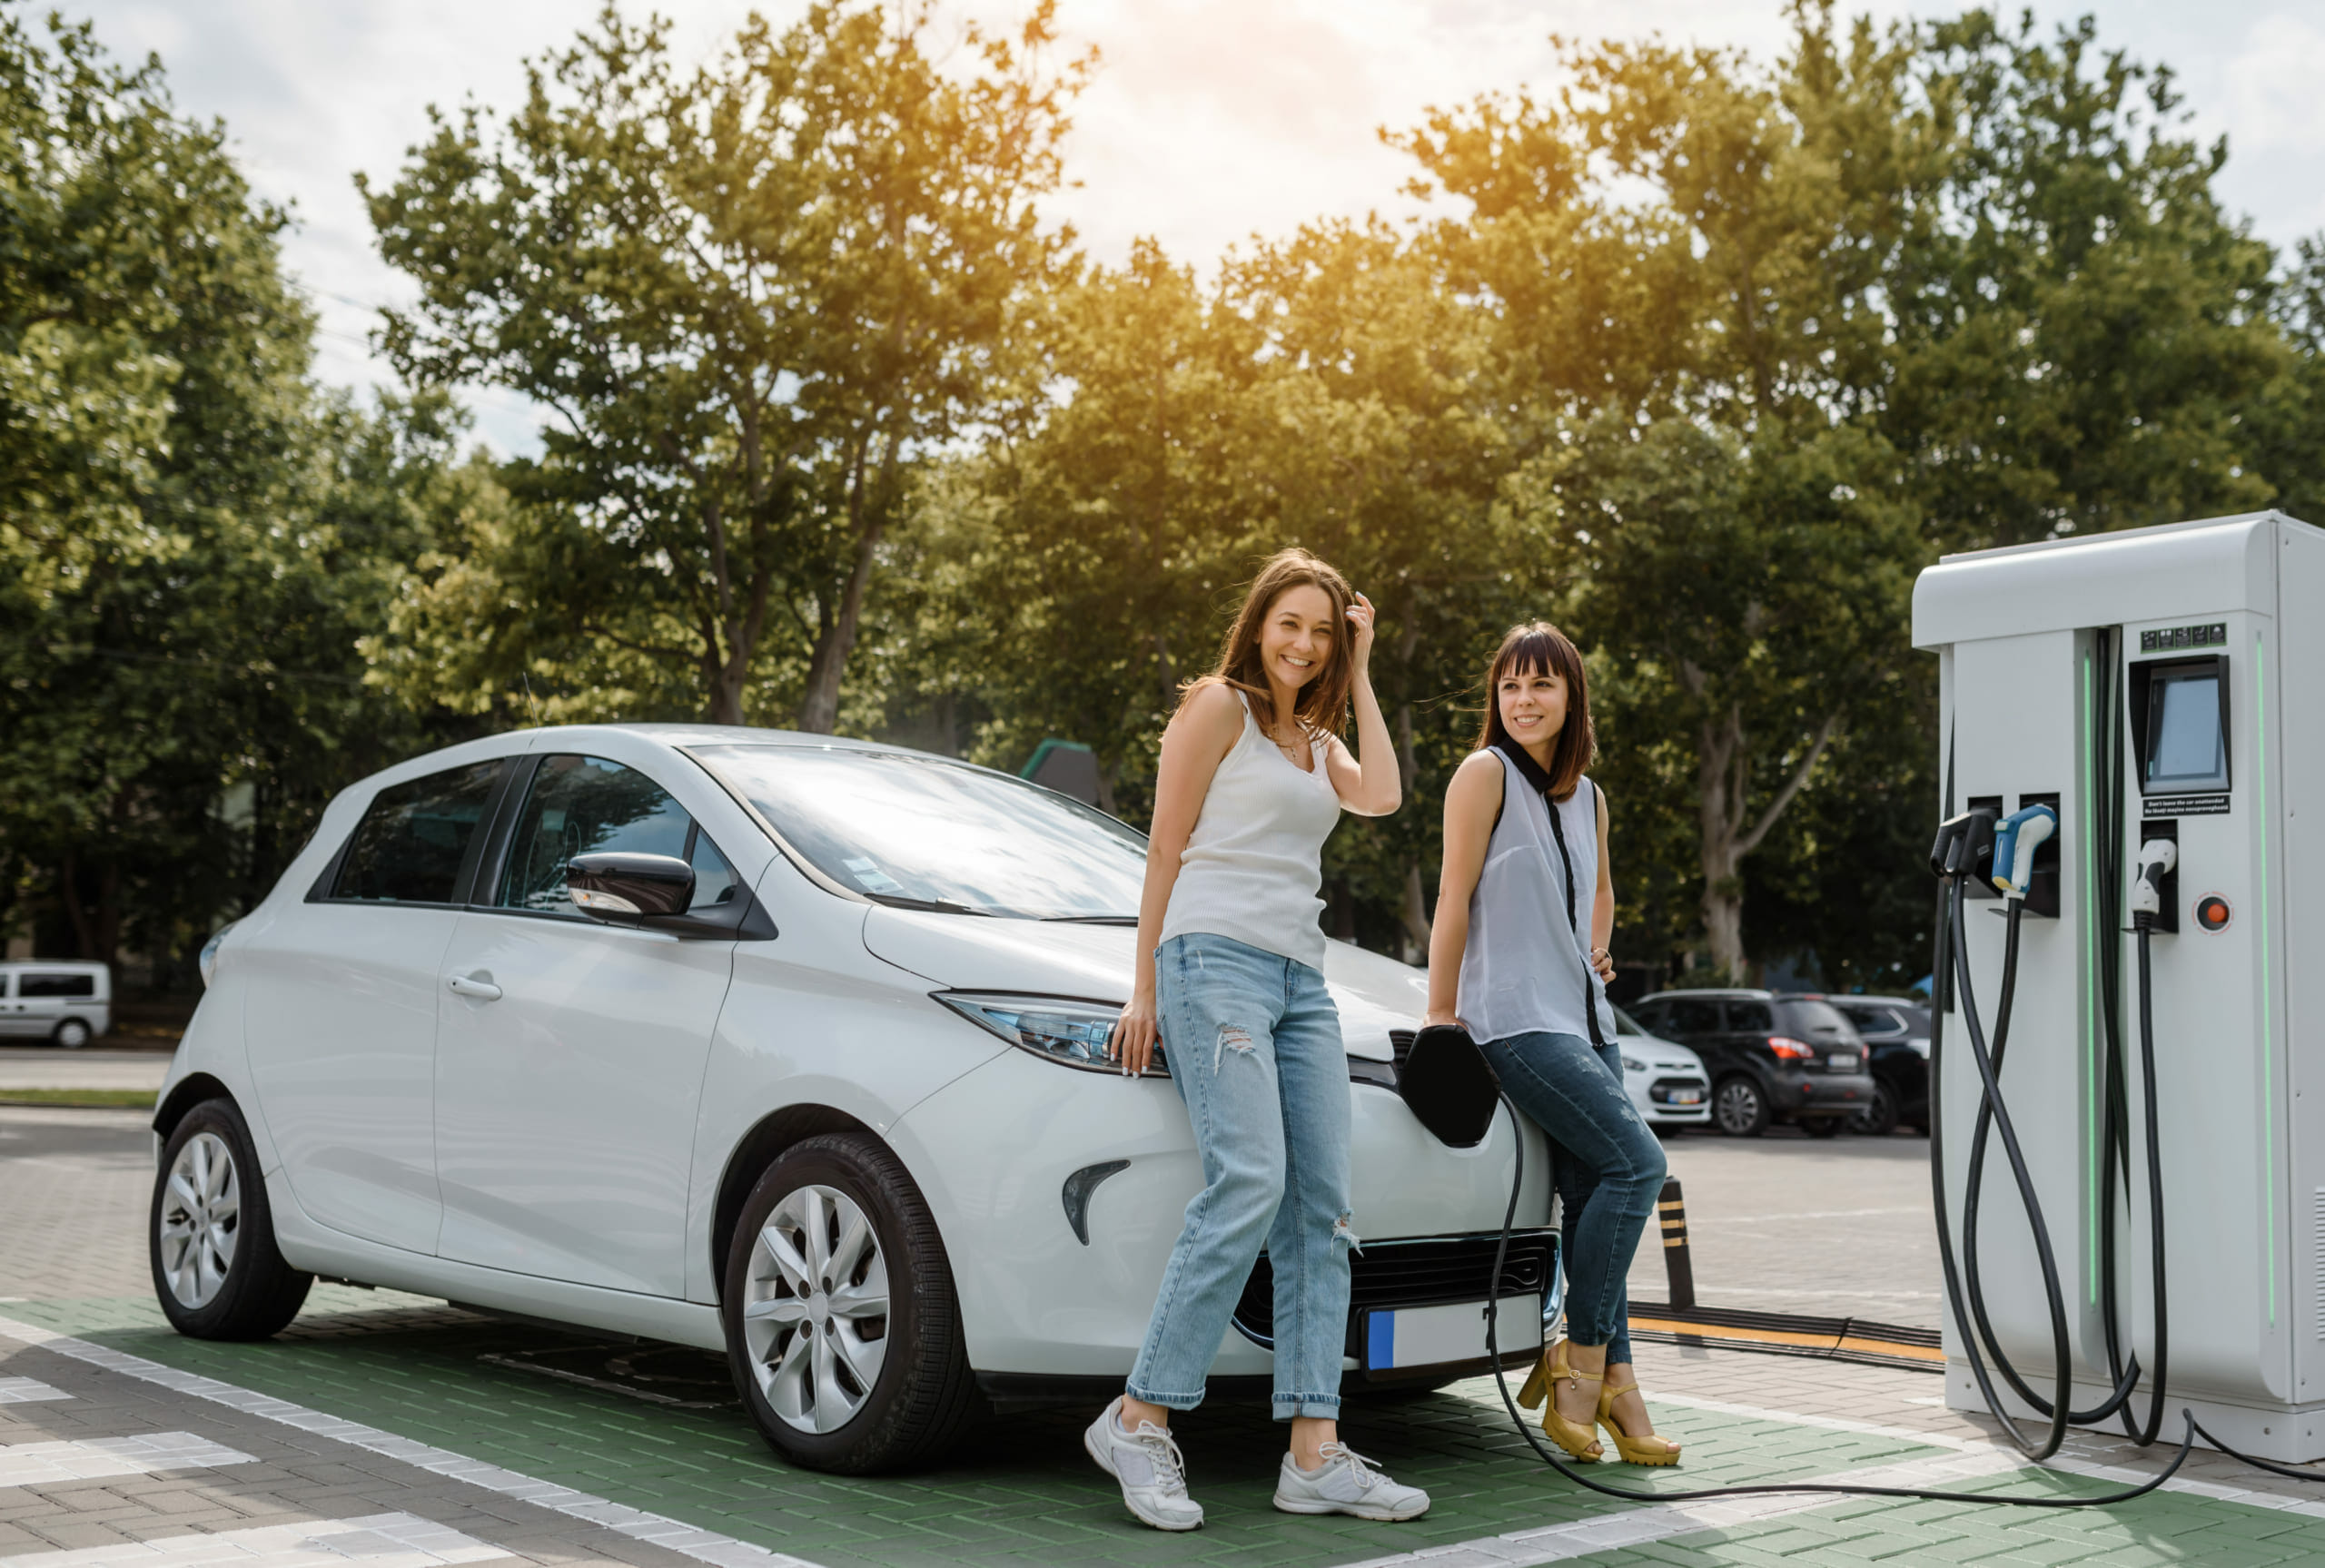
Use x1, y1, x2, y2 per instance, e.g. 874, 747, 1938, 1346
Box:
722, 1132, 976, 1474
54, 1019, 92, 1050
150, 1099, 312, 1338
1714, 1077, 1769, 1138
1851, 1083, 1900, 1137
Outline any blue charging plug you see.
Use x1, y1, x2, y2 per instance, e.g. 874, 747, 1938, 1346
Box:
1990, 804, 2058, 901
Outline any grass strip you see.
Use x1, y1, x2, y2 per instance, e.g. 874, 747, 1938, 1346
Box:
0, 1089, 156, 1109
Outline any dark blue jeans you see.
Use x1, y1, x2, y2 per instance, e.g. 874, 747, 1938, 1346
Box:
1478, 1031, 1665, 1362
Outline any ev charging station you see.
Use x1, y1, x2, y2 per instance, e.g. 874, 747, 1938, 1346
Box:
1913, 509, 2325, 1461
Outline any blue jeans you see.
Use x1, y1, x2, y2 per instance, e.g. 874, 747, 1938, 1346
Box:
1127, 933, 1353, 1420
1478, 1031, 1665, 1363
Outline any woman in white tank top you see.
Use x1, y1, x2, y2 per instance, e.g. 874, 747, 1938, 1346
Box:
1083, 549, 1430, 1532
1423, 623, 1682, 1466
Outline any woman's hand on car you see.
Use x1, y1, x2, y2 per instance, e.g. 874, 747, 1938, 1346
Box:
1113, 991, 1160, 1076
1420, 1008, 1467, 1033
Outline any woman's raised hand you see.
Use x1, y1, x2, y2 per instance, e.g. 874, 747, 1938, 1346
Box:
1345, 591, 1376, 670
1112, 991, 1160, 1077
1589, 946, 1616, 983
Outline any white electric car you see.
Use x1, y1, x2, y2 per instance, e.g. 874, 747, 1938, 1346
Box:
153, 725, 1556, 1473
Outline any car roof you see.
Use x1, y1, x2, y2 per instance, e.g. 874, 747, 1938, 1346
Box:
1833, 994, 1927, 1008
1636, 988, 1771, 1002
0, 960, 108, 971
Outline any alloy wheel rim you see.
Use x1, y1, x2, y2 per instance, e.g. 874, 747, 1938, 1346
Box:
158, 1131, 241, 1307
1717, 1081, 1758, 1130
742, 1183, 891, 1434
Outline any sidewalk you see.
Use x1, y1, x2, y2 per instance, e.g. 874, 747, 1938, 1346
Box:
0, 1050, 170, 1094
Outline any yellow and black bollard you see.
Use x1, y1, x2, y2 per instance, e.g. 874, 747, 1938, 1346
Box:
1657, 1178, 1695, 1310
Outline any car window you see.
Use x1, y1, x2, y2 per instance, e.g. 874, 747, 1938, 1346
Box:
18, 972, 96, 999
331, 761, 503, 904
1612, 1006, 1642, 1037
1662, 998, 1724, 1036
1843, 1004, 1906, 1039
1901, 1005, 1933, 1035
498, 754, 737, 919
693, 744, 1148, 920
1779, 999, 1857, 1040
1726, 1001, 1774, 1032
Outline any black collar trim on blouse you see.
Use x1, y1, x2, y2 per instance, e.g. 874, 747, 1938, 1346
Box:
1493, 735, 1563, 800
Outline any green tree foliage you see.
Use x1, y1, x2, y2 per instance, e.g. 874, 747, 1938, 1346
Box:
0, 11, 470, 971
363, 0, 1089, 730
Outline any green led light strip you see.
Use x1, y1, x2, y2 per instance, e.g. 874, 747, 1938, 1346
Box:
2257, 635, 2277, 1324
2081, 648, 2100, 1301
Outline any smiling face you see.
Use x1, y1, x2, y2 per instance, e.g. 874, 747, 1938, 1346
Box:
1257, 584, 1339, 696
1497, 659, 1568, 754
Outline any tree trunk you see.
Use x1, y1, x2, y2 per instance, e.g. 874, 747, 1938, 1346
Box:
1692, 701, 1841, 981
797, 439, 891, 735
1400, 858, 1431, 962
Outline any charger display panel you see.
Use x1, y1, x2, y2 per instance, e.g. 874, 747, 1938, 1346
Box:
2130, 655, 2231, 796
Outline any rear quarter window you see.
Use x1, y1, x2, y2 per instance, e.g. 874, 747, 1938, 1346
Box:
330, 761, 503, 905
1779, 1000, 1860, 1041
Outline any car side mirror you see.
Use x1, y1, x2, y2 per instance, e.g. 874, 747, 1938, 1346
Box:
567, 852, 695, 922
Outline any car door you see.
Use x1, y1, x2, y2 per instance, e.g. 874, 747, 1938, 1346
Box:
242, 757, 511, 1254
432, 752, 737, 1297
1658, 996, 1728, 1075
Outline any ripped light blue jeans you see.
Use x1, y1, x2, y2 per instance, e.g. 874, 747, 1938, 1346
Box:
1127, 932, 1352, 1420
1477, 1031, 1666, 1363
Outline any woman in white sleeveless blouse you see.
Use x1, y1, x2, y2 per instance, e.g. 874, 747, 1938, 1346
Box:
1424, 623, 1681, 1466
1084, 549, 1430, 1531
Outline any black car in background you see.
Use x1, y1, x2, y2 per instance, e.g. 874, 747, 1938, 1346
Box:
1627, 990, 1875, 1138
1831, 995, 1933, 1137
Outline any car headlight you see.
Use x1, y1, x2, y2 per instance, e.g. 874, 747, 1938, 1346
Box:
1620, 1055, 1646, 1074
935, 992, 1164, 1076
198, 921, 240, 990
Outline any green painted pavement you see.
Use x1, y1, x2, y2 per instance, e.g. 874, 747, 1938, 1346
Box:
11, 1290, 2325, 1567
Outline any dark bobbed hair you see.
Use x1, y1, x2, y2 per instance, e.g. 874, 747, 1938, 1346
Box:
1474, 621, 1595, 801
1186, 547, 1355, 736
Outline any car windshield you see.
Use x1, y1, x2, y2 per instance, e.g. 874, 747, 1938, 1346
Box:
691, 744, 1148, 920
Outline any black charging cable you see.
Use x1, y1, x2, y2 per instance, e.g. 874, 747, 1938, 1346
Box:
1477, 1090, 2199, 1508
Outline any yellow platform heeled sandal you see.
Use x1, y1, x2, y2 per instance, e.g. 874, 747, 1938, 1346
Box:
1596, 1378, 1681, 1466
1515, 1339, 1605, 1461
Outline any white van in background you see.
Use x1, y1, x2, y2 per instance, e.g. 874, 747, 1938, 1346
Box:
0, 962, 112, 1048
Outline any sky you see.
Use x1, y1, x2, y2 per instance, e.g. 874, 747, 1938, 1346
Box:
52, 0, 2325, 457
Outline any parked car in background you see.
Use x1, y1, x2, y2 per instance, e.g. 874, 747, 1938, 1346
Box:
1612, 1006, 1710, 1133
1626, 990, 1873, 1138
1831, 996, 1932, 1137
0, 961, 111, 1048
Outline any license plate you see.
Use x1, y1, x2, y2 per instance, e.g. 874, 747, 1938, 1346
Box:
1829, 1052, 1857, 1070
1361, 1294, 1541, 1372
1667, 1089, 1703, 1105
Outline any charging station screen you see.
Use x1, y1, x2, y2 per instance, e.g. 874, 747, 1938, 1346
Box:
2144, 669, 2228, 793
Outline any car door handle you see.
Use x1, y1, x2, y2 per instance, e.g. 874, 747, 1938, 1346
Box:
447, 974, 503, 1001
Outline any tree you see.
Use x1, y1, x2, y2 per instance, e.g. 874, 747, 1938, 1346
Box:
365, 0, 1089, 730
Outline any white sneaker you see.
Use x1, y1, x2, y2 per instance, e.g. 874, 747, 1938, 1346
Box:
1272, 1443, 1430, 1521
1083, 1397, 1204, 1532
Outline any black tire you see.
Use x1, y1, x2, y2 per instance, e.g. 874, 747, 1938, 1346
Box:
54, 1019, 92, 1050
721, 1132, 976, 1474
150, 1098, 312, 1339
1851, 1083, 1900, 1137
1801, 1116, 1844, 1139
1713, 1076, 1769, 1137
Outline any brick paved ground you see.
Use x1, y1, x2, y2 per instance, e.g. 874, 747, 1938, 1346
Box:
9, 1105, 2325, 1568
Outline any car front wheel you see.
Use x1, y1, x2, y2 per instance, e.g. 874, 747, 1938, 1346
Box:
1714, 1077, 1770, 1137
150, 1098, 312, 1338
54, 1019, 92, 1050
722, 1132, 976, 1474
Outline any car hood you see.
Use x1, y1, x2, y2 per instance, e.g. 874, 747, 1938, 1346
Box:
861, 907, 1420, 1061
1627, 1036, 1707, 1073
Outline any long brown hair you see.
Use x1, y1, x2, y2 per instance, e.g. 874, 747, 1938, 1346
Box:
1189, 547, 1356, 737
1474, 622, 1595, 801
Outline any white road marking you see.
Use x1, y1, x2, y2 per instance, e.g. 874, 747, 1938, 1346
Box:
0, 1378, 69, 1405
1697, 1208, 1928, 1224
0, 1317, 821, 1568
0, 1510, 508, 1568
0, 1435, 252, 1486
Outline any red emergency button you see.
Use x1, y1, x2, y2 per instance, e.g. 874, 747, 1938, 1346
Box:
2195, 894, 2232, 932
